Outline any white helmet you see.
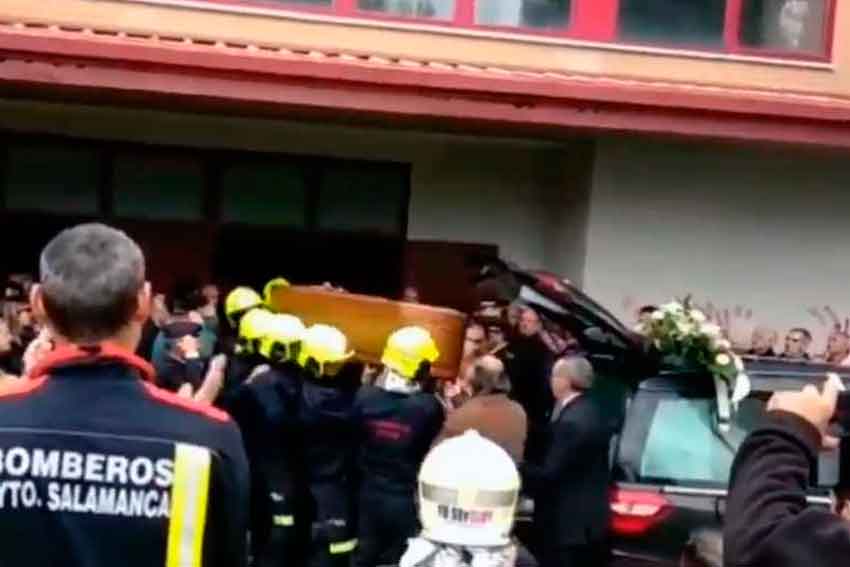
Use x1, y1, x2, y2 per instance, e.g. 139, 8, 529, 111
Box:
418, 431, 520, 547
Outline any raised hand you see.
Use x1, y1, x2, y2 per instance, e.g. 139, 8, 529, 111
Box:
767, 374, 843, 449
23, 328, 54, 377
178, 354, 227, 405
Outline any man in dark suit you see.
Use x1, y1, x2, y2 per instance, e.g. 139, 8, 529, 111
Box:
521, 356, 612, 567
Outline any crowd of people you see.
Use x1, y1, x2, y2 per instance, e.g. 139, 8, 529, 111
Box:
1, 223, 848, 567
636, 303, 850, 366
0, 223, 605, 567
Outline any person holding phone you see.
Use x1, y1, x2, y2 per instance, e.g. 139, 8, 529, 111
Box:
725, 375, 850, 566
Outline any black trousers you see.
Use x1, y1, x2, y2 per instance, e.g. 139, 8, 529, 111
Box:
540, 543, 608, 567
352, 489, 419, 567
251, 459, 302, 567
307, 482, 355, 567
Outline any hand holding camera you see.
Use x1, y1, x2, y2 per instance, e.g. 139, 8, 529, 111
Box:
767, 373, 845, 450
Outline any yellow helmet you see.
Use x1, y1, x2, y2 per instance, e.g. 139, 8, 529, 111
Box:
298, 324, 354, 377
418, 431, 520, 547
263, 277, 291, 310
237, 308, 275, 356
225, 287, 263, 327
381, 326, 440, 380
259, 314, 306, 363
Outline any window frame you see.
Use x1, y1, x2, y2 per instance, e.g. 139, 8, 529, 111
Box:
726, 0, 838, 62
130, 0, 835, 62
110, 149, 209, 222
0, 131, 412, 239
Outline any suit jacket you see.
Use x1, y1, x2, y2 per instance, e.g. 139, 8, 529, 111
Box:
521, 394, 612, 547
433, 393, 527, 463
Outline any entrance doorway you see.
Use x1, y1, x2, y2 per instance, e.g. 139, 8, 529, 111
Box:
0, 133, 411, 298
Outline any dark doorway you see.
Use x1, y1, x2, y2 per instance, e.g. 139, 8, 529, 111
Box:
0, 133, 411, 299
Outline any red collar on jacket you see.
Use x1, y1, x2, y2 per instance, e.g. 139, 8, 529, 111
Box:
28, 342, 156, 382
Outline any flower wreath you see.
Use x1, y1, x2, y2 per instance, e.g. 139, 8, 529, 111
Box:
639, 299, 751, 431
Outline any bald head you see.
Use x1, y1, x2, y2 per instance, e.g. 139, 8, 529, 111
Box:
467, 354, 511, 395
750, 326, 778, 356
551, 356, 594, 400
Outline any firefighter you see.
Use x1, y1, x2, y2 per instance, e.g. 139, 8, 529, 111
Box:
220, 306, 274, 403
217, 286, 264, 374
297, 324, 360, 567
218, 309, 292, 565
225, 286, 264, 331
263, 277, 291, 312
247, 313, 307, 567
0, 223, 250, 566
352, 326, 445, 567
399, 431, 522, 567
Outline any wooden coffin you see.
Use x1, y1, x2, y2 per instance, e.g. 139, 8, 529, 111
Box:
268, 286, 466, 378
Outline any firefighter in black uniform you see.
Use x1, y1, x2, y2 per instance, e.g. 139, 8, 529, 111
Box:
218, 306, 274, 411
352, 326, 445, 567
297, 324, 360, 567
220, 287, 265, 392
242, 313, 307, 567
0, 223, 250, 567
223, 287, 263, 343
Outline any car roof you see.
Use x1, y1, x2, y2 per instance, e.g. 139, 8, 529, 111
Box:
639, 357, 850, 396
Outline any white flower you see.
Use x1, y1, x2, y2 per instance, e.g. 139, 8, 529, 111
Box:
661, 301, 684, 314
677, 322, 695, 336
715, 353, 732, 366
716, 339, 732, 350
690, 310, 707, 323
651, 311, 665, 321
701, 323, 722, 338
734, 356, 744, 372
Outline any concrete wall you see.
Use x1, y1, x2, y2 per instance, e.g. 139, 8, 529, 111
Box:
409, 141, 591, 281
584, 137, 850, 352
0, 99, 590, 281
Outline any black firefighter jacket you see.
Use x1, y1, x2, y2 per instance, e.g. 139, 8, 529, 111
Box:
0, 344, 250, 567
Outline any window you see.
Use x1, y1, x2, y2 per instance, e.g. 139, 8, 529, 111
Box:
112, 153, 205, 221
741, 0, 828, 54
476, 0, 571, 29
358, 0, 455, 20
5, 145, 100, 214
169, 0, 834, 61
220, 162, 308, 227
617, 391, 838, 487
638, 398, 759, 484
317, 162, 408, 234
618, 0, 727, 46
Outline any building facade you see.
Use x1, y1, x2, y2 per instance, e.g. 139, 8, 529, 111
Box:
0, 0, 848, 344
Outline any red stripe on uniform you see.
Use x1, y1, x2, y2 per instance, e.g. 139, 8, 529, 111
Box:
29, 342, 156, 382
141, 381, 231, 423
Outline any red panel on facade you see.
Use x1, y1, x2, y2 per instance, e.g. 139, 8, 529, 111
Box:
572, 0, 619, 41
724, 0, 744, 53
454, 0, 474, 27
0, 22, 847, 148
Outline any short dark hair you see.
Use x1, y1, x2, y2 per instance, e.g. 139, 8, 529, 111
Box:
39, 223, 145, 343
788, 327, 813, 341
465, 319, 487, 336
169, 283, 205, 315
